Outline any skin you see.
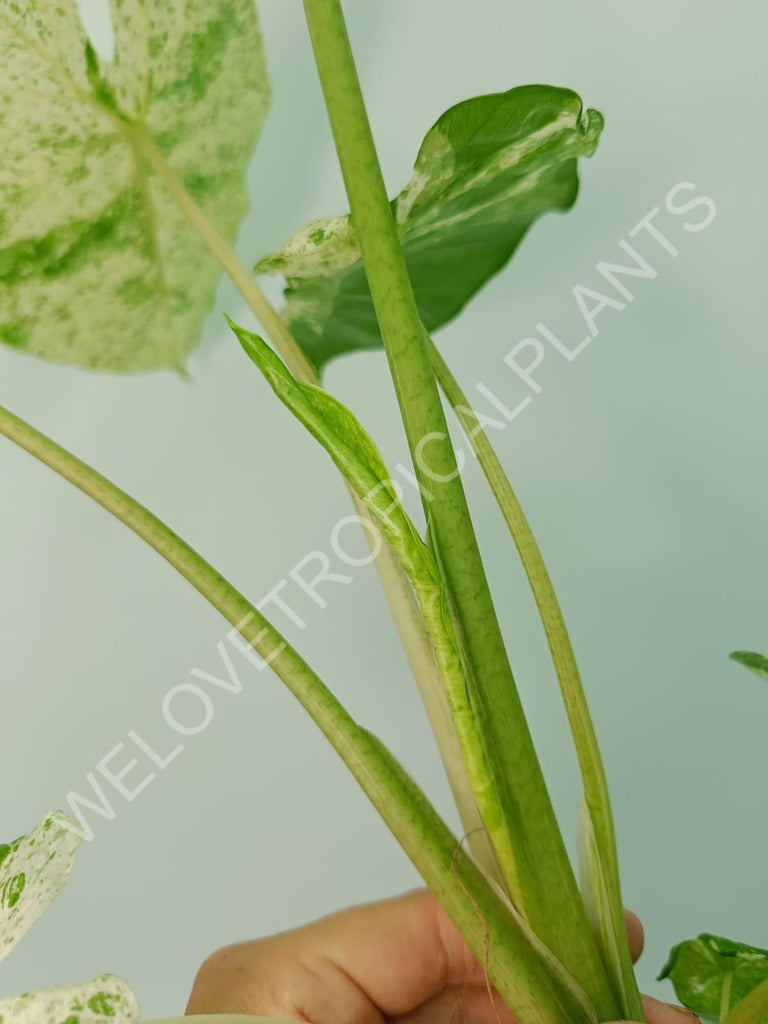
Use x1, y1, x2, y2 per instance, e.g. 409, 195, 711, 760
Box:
186, 890, 699, 1024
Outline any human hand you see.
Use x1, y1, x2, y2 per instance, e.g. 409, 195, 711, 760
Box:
187, 889, 697, 1024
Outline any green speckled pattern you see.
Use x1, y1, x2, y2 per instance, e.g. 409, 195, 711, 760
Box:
0, 973, 138, 1023
0, 812, 80, 965
0, 0, 270, 372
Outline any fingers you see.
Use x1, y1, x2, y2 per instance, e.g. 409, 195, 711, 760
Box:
186, 887, 669, 1024
392, 985, 517, 1024
186, 889, 484, 1024
625, 909, 645, 963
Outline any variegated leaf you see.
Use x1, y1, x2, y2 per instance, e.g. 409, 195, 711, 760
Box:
0, 974, 138, 1024
257, 85, 603, 371
0, 0, 269, 371
0, 812, 80, 964
660, 934, 768, 1019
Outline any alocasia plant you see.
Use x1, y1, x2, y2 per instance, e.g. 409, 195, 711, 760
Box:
0, 1, 759, 1023
0, 813, 138, 1024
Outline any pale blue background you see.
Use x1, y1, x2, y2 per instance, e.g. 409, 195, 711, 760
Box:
1, 0, 766, 1017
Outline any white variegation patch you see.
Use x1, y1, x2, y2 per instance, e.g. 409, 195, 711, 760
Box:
0, 973, 138, 1024
0, 813, 80, 965
0, 0, 270, 372
257, 215, 359, 276
256, 85, 604, 371
0, 813, 139, 1023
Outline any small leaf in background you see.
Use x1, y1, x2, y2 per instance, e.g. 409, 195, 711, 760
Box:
0, 0, 269, 371
0, 812, 80, 963
659, 934, 768, 1018
730, 651, 768, 681
257, 85, 603, 372
0, 973, 138, 1024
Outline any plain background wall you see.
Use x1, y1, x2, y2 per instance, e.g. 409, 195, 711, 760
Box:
1, 0, 766, 1016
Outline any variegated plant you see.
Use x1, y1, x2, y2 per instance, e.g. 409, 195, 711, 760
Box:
0, 2, 762, 1024
0, 813, 138, 1024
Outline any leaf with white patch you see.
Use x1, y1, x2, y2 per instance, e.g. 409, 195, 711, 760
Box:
0, 0, 269, 371
0, 812, 81, 963
730, 651, 768, 681
257, 85, 603, 371
0, 974, 138, 1024
659, 934, 768, 1019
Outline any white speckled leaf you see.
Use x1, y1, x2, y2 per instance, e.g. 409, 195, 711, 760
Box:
257, 85, 603, 371
0, 812, 80, 964
0, 0, 270, 372
0, 974, 138, 1024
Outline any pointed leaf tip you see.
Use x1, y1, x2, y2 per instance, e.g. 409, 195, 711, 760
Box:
730, 651, 768, 681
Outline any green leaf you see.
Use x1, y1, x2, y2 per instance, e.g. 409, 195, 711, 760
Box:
257, 85, 603, 371
0, 0, 269, 372
0, 974, 138, 1023
659, 934, 768, 1018
730, 651, 768, 681
0, 811, 81, 963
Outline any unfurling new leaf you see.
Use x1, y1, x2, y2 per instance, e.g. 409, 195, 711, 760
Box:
257, 85, 603, 371
0, 0, 269, 371
228, 318, 436, 589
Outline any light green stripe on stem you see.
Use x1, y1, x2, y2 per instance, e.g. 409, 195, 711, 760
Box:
300, 1, 617, 1015
426, 337, 643, 1020
0, 403, 590, 1024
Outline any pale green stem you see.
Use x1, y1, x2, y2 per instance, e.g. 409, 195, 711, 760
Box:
427, 337, 643, 1019
0, 403, 591, 1024
300, 1, 617, 1014
127, 123, 496, 880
